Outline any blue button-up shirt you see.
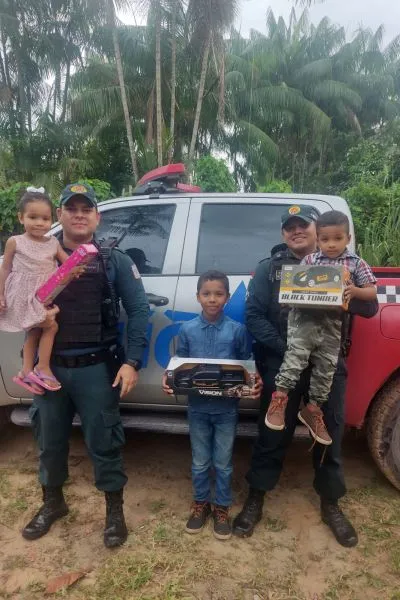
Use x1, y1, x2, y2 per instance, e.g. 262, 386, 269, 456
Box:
176, 313, 251, 413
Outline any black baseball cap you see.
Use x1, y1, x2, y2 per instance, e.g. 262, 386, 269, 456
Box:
59, 183, 97, 207
281, 204, 319, 228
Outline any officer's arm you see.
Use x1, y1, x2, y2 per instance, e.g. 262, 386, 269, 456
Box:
348, 298, 378, 319
113, 252, 150, 362
245, 260, 286, 356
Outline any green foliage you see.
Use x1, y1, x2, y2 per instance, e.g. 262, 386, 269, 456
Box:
193, 156, 236, 192
79, 179, 113, 202
344, 182, 391, 244
344, 130, 400, 188
0, 183, 30, 238
257, 180, 292, 193
358, 201, 400, 267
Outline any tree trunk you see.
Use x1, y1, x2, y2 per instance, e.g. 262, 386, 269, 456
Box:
155, 1, 163, 166
60, 61, 71, 123
0, 31, 10, 90
167, 0, 177, 163
145, 83, 155, 145
0, 45, 7, 87
53, 66, 60, 120
16, 51, 26, 136
27, 84, 32, 133
188, 31, 211, 165
108, 0, 139, 182
217, 48, 225, 126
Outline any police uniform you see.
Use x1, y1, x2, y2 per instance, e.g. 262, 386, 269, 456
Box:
29, 244, 149, 492
22, 183, 149, 548
245, 246, 347, 500
232, 205, 377, 547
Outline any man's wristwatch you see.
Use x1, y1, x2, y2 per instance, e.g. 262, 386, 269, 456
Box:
126, 359, 142, 371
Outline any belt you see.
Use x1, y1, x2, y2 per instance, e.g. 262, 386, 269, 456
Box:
52, 349, 111, 369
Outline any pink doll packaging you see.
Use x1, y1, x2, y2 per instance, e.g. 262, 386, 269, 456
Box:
36, 244, 98, 305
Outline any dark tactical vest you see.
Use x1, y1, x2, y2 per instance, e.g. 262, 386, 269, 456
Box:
53, 243, 119, 352
265, 247, 300, 345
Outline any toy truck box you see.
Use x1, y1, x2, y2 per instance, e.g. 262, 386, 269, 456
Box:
279, 264, 347, 307
166, 357, 257, 399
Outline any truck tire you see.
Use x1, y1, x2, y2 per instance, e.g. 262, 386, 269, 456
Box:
367, 377, 400, 491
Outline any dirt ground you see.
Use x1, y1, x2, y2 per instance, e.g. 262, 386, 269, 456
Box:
0, 423, 399, 600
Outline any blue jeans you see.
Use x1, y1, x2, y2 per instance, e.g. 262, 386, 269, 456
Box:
188, 408, 238, 507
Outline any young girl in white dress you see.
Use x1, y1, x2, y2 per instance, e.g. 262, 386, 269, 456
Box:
0, 188, 69, 394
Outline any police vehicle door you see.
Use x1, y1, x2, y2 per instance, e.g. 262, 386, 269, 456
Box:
95, 197, 189, 406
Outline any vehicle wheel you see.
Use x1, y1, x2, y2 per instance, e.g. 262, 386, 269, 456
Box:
308, 279, 315, 287
367, 377, 400, 491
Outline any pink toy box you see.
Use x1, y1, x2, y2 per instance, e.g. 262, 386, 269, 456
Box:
36, 243, 98, 305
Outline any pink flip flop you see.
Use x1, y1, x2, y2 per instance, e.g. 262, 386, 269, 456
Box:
27, 369, 61, 392
13, 374, 45, 395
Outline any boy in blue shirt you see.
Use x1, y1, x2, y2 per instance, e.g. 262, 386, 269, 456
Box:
163, 270, 259, 540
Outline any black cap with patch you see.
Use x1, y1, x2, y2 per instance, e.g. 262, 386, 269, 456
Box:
60, 183, 97, 207
281, 204, 319, 228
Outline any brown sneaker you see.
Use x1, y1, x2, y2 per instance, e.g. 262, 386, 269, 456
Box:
265, 391, 288, 430
213, 505, 232, 540
298, 405, 332, 445
185, 501, 212, 534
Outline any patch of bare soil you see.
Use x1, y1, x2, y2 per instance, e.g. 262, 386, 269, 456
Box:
0, 424, 399, 600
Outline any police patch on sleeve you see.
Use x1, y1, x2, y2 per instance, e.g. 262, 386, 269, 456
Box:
131, 263, 141, 279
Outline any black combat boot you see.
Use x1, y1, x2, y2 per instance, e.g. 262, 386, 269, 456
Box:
232, 487, 265, 538
22, 486, 69, 540
321, 499, 358, 548
104, 489, 128, 548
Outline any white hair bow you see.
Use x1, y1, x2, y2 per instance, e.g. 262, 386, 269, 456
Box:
26, 186, 45, 193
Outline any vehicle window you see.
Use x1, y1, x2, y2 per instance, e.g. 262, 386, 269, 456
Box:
197, 203, 294, 274
97, 204, 176, 274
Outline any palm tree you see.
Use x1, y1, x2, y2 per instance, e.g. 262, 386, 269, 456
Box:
106, 0, 139, 181
167, 0, 178, 162
154, 0, 163, 166
187, 0, 239, 165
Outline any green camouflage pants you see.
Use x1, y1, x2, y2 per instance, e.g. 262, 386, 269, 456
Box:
275, 308, 342, 406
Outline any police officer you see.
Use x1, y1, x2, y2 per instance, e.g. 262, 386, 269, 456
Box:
233, 205, 377, 547
22, 183, 149, 548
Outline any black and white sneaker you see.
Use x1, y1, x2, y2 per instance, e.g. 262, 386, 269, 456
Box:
213, 505, 232, 540
185, 501, 212, 534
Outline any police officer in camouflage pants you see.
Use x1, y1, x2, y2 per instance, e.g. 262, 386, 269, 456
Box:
22, 184, 149, 548
232, 205, 377, 547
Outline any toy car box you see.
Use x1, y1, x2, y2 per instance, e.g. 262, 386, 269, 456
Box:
279, 264, 347, 308
35, 244, 98, 305
166, 357, 257, 399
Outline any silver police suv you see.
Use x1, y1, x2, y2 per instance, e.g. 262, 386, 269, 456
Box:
2, 165, 354, 435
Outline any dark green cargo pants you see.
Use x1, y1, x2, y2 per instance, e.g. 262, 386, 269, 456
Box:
29, 361, 127, 492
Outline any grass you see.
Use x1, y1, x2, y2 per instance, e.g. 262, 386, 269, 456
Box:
263, 515, 287, 532
84, 554, 156, 599
0, 469, 11, 498
1, 438, 400, 600
1, 555, 29, 571
150, 499, 167, 513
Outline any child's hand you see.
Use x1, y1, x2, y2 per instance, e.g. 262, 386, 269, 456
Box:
0, 296, 6, 312
343, 282, 357, 303
251, 372, 263, 400
69, 265, 86, 280
162, 373, 174, 395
